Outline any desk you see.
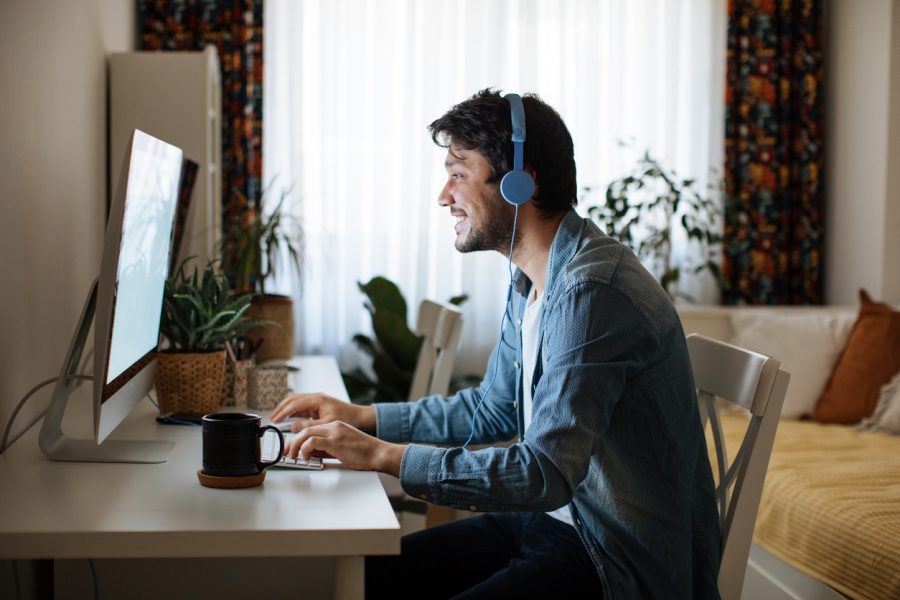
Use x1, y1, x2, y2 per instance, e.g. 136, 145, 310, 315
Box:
0, 356, 400, 599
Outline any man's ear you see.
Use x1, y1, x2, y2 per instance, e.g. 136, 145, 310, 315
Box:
526, 167, 539, 201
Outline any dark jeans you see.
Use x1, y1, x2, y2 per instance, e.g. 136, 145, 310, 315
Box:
365, 512, 604, 599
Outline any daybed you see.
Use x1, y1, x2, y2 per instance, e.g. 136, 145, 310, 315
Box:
680, 296, 900, 600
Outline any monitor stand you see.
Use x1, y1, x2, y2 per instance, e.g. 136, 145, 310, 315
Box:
38, 279, 174, 463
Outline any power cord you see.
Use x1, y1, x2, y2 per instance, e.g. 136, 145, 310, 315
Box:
0, 374, 94, 455
1, 344, 94, 455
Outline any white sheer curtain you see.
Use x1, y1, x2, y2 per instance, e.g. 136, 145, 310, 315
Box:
264, 0, 725, 376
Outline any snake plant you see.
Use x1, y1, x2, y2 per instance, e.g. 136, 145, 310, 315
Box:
159, 260, 263, 353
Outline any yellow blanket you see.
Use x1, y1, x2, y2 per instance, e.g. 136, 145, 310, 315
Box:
716, 413, 900, 600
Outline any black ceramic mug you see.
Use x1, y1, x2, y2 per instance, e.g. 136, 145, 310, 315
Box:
201, 413, 284, 477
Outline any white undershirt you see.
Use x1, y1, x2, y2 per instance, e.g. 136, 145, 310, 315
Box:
521, 288, 574, 527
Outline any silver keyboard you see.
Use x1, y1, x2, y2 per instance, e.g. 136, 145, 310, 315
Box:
262, 431, 324, 470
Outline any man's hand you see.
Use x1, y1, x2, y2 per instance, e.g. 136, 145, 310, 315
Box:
270, 393, 376, 433
287, 421, 406, 477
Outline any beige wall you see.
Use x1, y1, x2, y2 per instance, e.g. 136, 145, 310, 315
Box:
825, 0, 900, 304
884, 1, 900, 302
0, 0, 135, 450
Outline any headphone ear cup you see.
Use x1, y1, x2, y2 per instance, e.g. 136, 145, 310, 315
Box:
500, 170, 535, 206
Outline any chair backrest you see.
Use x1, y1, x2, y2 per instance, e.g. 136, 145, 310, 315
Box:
686, 333, 790, 600
408, 299, 464, 400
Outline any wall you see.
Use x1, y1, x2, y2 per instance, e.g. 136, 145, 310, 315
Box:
0, 0, 134, 449
0, 2, 134, 593
825, 0, 900, 304
884, 1, 900, 302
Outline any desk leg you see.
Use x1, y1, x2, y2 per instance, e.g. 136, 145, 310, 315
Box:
333, 556, 364, 600
7, 560, 52, 599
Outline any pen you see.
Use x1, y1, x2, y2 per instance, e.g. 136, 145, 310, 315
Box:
224, 340, 237, 363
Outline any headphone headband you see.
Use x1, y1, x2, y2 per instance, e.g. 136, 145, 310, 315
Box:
500, 93, 535, 206
506, 93, 526, 172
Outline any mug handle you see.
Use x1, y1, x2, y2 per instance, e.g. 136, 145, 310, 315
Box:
257, 425, 285, 471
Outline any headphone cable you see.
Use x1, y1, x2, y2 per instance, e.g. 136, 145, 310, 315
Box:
462, 205, 520, 448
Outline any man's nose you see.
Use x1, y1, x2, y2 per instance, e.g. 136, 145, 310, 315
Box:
437, 182, 453, 207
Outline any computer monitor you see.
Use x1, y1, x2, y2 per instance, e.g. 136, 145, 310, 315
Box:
39, 129, 183, 463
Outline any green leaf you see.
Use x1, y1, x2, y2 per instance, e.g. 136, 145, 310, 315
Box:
159, 258, 265, 352
352, 334, 379, 357
448, 294, 468, 306
660, 268, 680, 297
372, 353, 413, 401
358, 276, 408, 320
371, 309, 423, 371
341, 368, 377, 403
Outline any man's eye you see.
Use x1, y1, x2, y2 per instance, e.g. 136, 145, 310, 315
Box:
451, 173, 463, 181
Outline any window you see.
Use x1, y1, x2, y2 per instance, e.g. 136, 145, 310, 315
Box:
265, 0, 725, 372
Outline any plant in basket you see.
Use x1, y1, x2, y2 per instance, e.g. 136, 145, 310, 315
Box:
221, 183, 303, 363
155, 259, 264, 417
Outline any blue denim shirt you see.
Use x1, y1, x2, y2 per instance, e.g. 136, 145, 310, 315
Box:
375, 209, 721, 599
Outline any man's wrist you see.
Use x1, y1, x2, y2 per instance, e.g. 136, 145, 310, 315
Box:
357, 405, 377, 434
377, 442, 406, 478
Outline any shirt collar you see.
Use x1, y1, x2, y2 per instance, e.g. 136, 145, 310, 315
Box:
512, 208, 584, 299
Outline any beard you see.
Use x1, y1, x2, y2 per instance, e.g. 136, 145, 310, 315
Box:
456, 188, 520, 255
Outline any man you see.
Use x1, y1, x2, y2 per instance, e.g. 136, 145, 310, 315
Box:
271, 89, 721, 599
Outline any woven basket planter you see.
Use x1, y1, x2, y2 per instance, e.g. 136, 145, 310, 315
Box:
155, 351, 226, 416
246, 294, 295, 362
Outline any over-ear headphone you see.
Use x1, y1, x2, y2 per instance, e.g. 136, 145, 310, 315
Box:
461, 93, 533, 449
500, 93, 536, 206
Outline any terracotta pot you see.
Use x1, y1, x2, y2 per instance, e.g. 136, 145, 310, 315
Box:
246, 294, 295, 362
155, 351, 226, 416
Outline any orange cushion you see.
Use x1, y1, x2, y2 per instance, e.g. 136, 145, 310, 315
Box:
812, 290, 900, 424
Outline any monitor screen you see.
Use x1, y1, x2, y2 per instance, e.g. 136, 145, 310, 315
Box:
105, 146, 182, 386
40, 129, 183, 462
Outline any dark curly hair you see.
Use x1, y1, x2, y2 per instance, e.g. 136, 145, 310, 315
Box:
428, 89, 577, 218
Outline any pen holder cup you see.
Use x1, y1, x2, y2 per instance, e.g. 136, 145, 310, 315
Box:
248, 366, 289, 410
221, 358, 254, 407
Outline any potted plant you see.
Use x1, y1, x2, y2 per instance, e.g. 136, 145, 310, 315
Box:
584, 146, 724, 302
341, 276, 469, 404
222, 185, 303, 362
155, 260, 260, 416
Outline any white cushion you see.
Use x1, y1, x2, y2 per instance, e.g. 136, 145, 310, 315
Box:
730, 312, 856, 419
858, 370, 900, 435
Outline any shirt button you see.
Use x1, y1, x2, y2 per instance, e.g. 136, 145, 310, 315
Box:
513, 401, 518, 409
516, 318, 522, 326
514, 361, 520, 369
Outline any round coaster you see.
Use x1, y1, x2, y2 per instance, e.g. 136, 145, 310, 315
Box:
197, 469, 266, 489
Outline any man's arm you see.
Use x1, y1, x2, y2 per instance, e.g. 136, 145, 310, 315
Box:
396, 283, 659, 512
374, 298, 522, 446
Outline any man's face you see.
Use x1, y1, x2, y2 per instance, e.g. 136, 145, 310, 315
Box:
438, 146, 515, 254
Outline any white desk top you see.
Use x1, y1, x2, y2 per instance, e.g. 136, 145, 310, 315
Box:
0, 356, 400, 560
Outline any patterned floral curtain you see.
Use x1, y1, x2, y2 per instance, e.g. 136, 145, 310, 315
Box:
137, 0, 263, 246
723, 0, 824, 305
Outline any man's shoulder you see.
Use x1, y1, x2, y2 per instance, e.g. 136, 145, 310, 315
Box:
560, 221, 625, 288
556, 220, 679, 335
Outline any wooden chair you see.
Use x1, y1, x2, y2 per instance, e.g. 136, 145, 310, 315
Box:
686, 333, 791, 600
381, 299, 464, 532
407, 299, 464, 401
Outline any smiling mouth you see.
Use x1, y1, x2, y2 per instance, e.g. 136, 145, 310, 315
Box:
452, 213, 468, 233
